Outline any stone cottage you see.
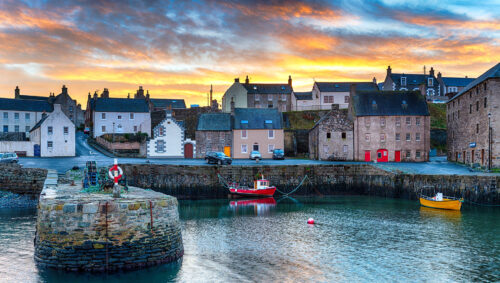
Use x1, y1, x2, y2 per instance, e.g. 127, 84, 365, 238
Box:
309, 104, 353, 160
147, 111, 195, 158
195, 113, 233, 158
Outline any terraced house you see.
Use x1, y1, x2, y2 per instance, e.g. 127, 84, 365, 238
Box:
312, 81, 379, 110
447, 63, 500, 169
349, 89, 430, 162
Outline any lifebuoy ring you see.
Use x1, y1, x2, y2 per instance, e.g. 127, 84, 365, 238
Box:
108, 164, 123, 184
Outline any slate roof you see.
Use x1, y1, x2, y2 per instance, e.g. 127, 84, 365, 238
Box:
197, 113, 232, 131
94, 98, 149, 113
233, 108, 282, 129
449, 63, 500, 102
29, 115, 49, 132
0, 98, 53, 112
315, 82, 378, 92
17, 95, 50, 101
441, 77, 475, 87
242, 83, 293, 94
150, 98, 186, 109
293, 91, 313, 100
351, 91, 429, 116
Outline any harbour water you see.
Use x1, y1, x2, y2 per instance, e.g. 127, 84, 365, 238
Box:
0, 196, 499, 282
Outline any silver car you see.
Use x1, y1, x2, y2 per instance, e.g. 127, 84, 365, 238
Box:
249, 150, 262, 160
0, 152, 18, 163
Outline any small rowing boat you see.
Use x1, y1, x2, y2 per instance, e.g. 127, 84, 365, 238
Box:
419, 192, 463, 211
228, 176, 276, 197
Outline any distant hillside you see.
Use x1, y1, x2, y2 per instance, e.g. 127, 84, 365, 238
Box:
283, 110, 329, 130
429, 103, 446, 130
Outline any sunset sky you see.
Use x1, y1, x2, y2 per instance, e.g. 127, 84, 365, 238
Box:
0, 0, 499, 108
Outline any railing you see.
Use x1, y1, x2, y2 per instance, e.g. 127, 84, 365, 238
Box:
292, 104, 348, 111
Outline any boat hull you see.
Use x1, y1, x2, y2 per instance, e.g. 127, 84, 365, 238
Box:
419, 197, 462, 211
229, 187, 276, 197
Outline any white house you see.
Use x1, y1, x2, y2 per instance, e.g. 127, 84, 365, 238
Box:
147, 111, 196, 158
312, 81, 378, 110
92, 98, 151, 138
30, 104, 75, 157
291, 91, 315, 111
0, 97, 53, 134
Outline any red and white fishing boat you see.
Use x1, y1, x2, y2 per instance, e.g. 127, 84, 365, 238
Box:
228, 176, 276, 197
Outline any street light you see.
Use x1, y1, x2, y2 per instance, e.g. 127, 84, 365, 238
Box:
488, 112, 492, 172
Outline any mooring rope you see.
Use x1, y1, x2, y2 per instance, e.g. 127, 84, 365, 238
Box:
275, 175, 309, 196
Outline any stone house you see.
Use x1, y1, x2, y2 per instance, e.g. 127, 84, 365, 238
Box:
195, 113, 233, 158
221, 76, 293, 113
309, 104, 353, 160
312, 81, 378, 110
92, 97, 151, 138
147, 111, 195, 158
0, 97, 52, 134
232, 107, 284, 159
382, 66, 440, 100
446, 62, 500, 169
30, 104, 75, 157
349, 89, 430, 162
436, 73, 475, 97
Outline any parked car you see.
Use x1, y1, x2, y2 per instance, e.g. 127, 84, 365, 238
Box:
205, 152, 232, 165
249, 150, 262, 160
0, 152, 18, 163
83, 127, 90, 135
272, 149, 285, 160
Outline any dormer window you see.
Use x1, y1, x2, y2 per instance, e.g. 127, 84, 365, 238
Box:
401, 77, 407, 86
428, 78, 433, 86
402, 100, 408, 109
265, 120, 272, 124
253, 86, 257, 90
371, 100, 377, 110
241, 120, 248, 124
281, 86, 286, 90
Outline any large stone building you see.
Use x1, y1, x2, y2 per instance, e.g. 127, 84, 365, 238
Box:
221, 76, 293, 113
195, 113, 233, 158
382, 66, 440, 100
312, 81, 378, 110
309, 104, 353, 160
437, 73, 475, 97
349, 89, 430, 162
447, 62, 500, 169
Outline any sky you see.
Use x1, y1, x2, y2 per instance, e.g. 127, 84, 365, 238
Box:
0, 0, 499, 108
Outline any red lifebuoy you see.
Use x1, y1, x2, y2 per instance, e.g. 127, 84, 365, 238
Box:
108, 164, 123, 184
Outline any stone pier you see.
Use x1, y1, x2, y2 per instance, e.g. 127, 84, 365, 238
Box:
34, 177, 183, 272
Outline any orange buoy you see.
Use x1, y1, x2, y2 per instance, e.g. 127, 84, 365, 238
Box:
307, 218, 315, 224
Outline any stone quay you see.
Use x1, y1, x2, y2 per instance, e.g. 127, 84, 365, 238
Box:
34, 176, 183, 272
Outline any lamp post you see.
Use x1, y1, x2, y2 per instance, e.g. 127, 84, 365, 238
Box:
112, 122, 115, 157
488, 112, 492, 172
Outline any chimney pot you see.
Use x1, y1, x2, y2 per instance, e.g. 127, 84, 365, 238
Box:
245, 75, 249, 85
234, 78, 239, 83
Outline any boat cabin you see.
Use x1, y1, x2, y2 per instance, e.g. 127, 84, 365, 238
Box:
254, 179, 270, 190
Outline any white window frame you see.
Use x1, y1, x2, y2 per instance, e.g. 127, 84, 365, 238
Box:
47, 141, 53, 149
47, 126, 53, 135
428, 78, 433, 86
365, 134, 370, 142
268, 130, 274, 139
401, 77, 407, 86
268, 144, 274, 153
241, 130, 247, 139
406, 133, 411, 141
241, 144, 248, 154
102, 125, 106, 132
101, 113, 106, 120
130, 113, 134, 120
396, 133, 400, 141
63, 127, 69, 135
416, 133, 421, 141
416, 117, 421, 126
380, 133, 386, 142
134, 125, 138, 132
25, 113, 30, 121
343, 145, 348, 153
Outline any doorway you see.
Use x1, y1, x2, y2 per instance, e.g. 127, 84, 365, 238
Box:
184, 143, 193, 158
224, 146, 231, 157
481, 149, 484, 166
395, 151, 401, 162
376, 149, 388, 162
471, 149, 474, 164
364, 150, 371, 162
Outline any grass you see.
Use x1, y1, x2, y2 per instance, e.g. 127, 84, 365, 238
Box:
428, 103, 447, 130
283, 110, 329, 130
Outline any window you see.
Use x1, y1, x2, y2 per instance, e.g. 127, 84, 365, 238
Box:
159, 126, 165, 136
25, 113, 30, 120
416, 133, 421, 141
406, 133, 411, 141
416, 117, 421, 126
130, 113, 134, 119
134, 126, 138, 132
117, 124, 122, 131
48, 126, 53, 135
406, 117, 411, 126
470, 104, 472, 114
253, 144, 259, 151
341, 132, 346, 139
3, 125, 7, 132
396, 117, 401, 127
101, 113, 106, 120
64, 127, 69, 135
476, 101, 479, 111
343, 145, 348, 153
396, 133, 400, 141
281, 94, 287, 101
268, 95, 273, 101
268, 144, 274, 153
484, 97, 487, 108
416, 151, 421, 158
47, 141, 53, 148
117, 115, 122, 120
241, 130, 247, 139
406, 151, 411, 159
268, 130, 274, 139
102, 126, 106, 132
326, 132, 331, 139
476, 123, 479, 134
365, 134, 370, 142
428, 78, 433, 86
255, 95, 260, 101
14, 125, 19, 132
323, 96, 333, 103
3, 112, 7, 119
69, 106, 73, 112
241, 144, 248, 153
25, 126, 30, 132
365, 117, 371, 127
380, 133, 386, 142
401, 77, 407, 86
380, 117, 385, 127
344, 96, 349, 103
156, 140, 166, 153
14, 113, 19, 120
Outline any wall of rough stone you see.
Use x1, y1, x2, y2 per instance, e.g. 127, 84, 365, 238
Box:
35, 194, 183, 272
121, 164, 499, 204
0, 164, 47, 198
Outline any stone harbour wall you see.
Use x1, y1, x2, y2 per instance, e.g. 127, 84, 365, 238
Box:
0, 164, 47, 198
35, 188, 183, 272
121, 164, 500, 204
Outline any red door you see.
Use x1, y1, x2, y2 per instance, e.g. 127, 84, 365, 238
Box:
395, 151, 401, 162
364, 150, 371, 162
377, 149, 388, 162
184, 143, 193, 158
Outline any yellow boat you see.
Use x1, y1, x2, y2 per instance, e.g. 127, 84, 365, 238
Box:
419, 193, 463, 211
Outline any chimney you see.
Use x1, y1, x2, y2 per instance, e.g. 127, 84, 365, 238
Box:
437, 72, 442, 79
93, 91, 98, 99
234, 78, 240, 83
387, 66, 392, 76
230, 97, 235, 115
210, 84, 213, 103
331, 104, 339, 111
127, 93, 130, 99
146, 90, 150, 100
101, 88, 109, 98
429, 67, 435, 77
423, 65, 426, 75
88, 92, 91, 99
245, 75, 249, 85
136, 86, 144, 99
349, 83, 357, 98
15, 86, 20, 98
288, 75, 292, 87
62, 85, 68, 95
372, 77, 377, 84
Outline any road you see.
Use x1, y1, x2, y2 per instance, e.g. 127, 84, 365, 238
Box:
17, 133, 498, 176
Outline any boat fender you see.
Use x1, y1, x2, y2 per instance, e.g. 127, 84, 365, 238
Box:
307, 218, 315, 224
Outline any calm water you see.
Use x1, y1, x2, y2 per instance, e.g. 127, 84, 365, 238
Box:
0, 196, 499, 282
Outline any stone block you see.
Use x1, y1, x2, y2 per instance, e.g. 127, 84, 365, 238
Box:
63, 204, 76, 213
83, 204, 98, 214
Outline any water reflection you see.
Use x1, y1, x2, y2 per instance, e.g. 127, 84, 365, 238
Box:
419, 206, 462, 223
228, 197, 276, 216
